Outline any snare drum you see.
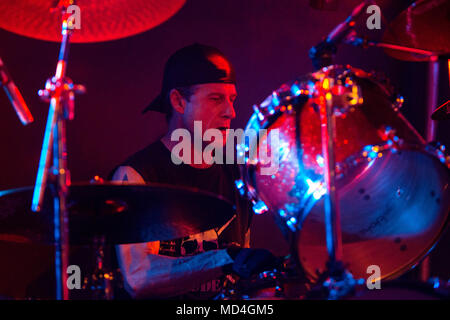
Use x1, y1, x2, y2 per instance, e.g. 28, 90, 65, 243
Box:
238, 65, 450, 282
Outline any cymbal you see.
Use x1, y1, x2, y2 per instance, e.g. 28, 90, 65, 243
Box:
382, 0, 450, 61
0, 0, 186, 43
0, 183, 235, 244
431, 100, 450, 121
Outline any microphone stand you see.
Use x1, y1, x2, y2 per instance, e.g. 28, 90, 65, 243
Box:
304, 74, 360, 300
309, 0, 370, 70
31, 5, 85, 300
0, 57, 34, 125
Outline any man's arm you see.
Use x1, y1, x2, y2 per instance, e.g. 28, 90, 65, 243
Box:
112, 166, 234, 299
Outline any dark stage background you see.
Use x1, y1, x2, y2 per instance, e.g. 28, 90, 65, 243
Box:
0, 0, 449, 296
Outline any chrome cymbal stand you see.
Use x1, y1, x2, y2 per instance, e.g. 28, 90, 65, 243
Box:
31, 3, 85, 300
307, 1, 370, 299
304, 74, 360, 300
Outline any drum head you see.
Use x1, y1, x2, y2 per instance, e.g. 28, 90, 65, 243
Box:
297, 150, 449, 281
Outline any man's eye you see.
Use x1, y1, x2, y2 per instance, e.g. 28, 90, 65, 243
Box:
210, 96, 222, 101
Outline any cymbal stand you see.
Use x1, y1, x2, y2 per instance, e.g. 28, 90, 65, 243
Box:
82, 236, 116, 300
31, 4, 85, 300
307, 1, 369, 300
305, 76, 359, 300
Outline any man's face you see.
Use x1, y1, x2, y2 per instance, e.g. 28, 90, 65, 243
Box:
182, 83, 237, 145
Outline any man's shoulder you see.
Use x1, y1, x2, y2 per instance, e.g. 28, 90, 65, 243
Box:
124, 140, 169, 165
109, 140, 170, 182
111, 166, 145, 183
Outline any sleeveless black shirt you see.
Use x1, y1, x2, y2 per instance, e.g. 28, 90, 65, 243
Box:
112, 140, 252, 251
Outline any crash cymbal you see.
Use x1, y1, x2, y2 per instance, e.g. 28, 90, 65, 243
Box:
431, 100, 450, 121
0, 182, 235, 244
382, 0, 450, 61
0, 0, 186, 43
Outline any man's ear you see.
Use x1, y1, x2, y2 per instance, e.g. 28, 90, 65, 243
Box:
169, 89, 186, 114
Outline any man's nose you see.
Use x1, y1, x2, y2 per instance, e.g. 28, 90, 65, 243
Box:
223, 100, 236, 119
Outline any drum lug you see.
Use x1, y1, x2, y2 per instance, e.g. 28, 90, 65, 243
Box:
234, 179, 246, 197
426, 142, 450, 168
252, 104, 265, 122
252, 199, 269, 215
393, 95, 404, 111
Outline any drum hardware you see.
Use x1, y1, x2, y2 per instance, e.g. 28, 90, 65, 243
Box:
0, 56, 34, 125
29, 2, 86, 300
0, 183, 236, 245
344, 34, 443, 61
380, 0, 450, 281
309, 0, 371, 70
431, 100, 450, 121
307, 0, 449, 286
237, 65, 450, 297
0, 1, 448, 300
301, 70, 365, 299
80, 236, 116, 300
0, 0, 186, 300
215, 268, 286, 300
215, 256, 310, 300
425, 143, 450, 168
0, 183, 236, 299
382, 0, 450, 63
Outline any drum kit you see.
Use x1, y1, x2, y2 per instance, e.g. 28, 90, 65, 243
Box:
0, 0, 449, 300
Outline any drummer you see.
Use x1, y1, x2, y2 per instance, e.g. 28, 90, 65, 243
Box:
110, 44, 277, 299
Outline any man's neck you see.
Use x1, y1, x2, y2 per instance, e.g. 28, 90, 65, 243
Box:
161, 130, 213, 169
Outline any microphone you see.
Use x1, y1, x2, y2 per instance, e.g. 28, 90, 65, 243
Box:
309, 1, 372, 70
325, 1, 368, 45
0, 57, 34, 125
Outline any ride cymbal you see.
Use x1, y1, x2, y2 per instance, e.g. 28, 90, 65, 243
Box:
0, 182, 235, 244
382, 0, 450, 61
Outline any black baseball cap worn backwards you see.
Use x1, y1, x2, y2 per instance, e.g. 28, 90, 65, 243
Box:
143, 43, 236, 114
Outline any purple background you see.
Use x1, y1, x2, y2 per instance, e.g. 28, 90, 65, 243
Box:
0, 0, 449, 285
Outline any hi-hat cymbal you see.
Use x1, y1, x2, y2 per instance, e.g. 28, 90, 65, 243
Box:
382, 0, 450, 61
0, 183, 235, 244
0, 0, 186, 43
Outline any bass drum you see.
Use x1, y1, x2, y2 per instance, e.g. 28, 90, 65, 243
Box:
238, 65, 450, 282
